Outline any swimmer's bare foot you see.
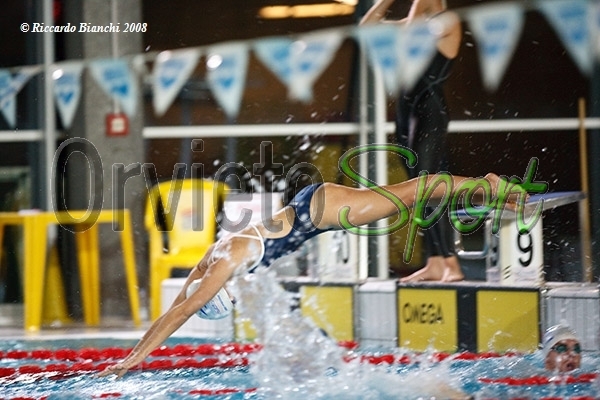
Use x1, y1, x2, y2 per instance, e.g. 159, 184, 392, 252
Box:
400, 256, 446, 282
441, 255, 464, 282
400, 256, 465, 283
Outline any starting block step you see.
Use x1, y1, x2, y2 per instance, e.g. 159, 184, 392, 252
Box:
161, 277, 598, 353
453, 191, 585, 286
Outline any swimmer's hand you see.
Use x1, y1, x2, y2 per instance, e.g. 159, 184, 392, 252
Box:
97, 362, 131, 379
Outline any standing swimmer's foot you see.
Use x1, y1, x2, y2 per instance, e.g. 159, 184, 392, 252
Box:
440, 255, 464, 282
400, 256, 445, 282
399, 255, 464, 283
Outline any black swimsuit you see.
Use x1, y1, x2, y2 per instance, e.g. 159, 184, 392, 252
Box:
396, 50, 455, 258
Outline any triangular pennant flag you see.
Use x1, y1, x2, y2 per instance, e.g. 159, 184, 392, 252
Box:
467, 3, 524, 91
0, 70, 16, 128
589, 1, 600, 61
205, 43, 249, 120
89, 58, 139, 117
52, 62, 84, 128
288, 30, 344, 102
354, 24, 403, 96
0, 66, 40, 128
538, 0, 591, 75
400, 18, 438, 90
152, 48, 201, 116
253, 37, 293, 86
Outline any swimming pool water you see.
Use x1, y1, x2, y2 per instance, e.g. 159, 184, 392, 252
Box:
1, 336, 599, 399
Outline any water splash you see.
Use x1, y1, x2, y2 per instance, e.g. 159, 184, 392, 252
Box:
228, 268, 468, 399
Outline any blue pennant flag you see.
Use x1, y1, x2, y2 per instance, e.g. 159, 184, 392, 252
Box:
89, 59, 139, 116
253, 37, 293, 87
400, 18, 438, 90
0, 66, 40, 128
288, 30, 344, 102
53, 62, 84, 128
0, 70, 16, 128
355, 24, 402, 96
152, 48, 201, 116
468, 3, 525, 91
205, 43, 249, 120
592, 2, 600, 61
538, 0, 591, 75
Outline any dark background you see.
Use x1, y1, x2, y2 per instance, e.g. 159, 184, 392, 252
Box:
0, 0, 595, 284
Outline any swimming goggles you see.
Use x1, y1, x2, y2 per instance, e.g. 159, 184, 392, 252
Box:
551, 342, 582, 354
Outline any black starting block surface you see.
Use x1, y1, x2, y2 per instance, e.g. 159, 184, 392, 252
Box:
452, 191, 584, 219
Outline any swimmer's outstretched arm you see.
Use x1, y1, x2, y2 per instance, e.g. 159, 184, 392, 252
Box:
97, 254, 211, 378
98, 237, 256, 378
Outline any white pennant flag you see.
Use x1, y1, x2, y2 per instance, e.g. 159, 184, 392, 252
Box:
253, 37, 293, 86
288, 30, 344, 102
52, 62, 84, 128
468, 3, 524, 91
89, 58, 139, 117
205, 43, 249, 120
0, 66, 41, 128
538, 0, 591, 75
400, 19, 438, 90
355, 24, 402, 96
152, 48, 201, 116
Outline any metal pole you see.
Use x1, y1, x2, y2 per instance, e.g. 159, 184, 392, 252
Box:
577, 98, 593, 281
43, 0, 56, 211
357, 41, 370, 280
372, 66, 389, 279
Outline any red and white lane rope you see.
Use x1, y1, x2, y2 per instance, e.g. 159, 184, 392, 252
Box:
1, 342, 596, 400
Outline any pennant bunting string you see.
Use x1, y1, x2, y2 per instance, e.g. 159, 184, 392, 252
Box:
1, 0, 598, 129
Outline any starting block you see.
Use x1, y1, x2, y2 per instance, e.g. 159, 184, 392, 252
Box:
453, 191, 584, 286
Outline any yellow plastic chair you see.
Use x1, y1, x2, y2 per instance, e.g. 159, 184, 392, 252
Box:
0, 209, 140, 331
145, 179, 228, 320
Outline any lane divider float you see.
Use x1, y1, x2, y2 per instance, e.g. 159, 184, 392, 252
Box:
2, 342, 596, 400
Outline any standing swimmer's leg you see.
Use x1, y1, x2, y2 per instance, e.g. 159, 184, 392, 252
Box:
400, 110, 463, 282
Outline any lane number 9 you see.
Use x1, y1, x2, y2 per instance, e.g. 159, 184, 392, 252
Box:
517, 233, 533, 267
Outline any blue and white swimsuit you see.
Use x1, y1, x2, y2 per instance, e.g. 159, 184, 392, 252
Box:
260, 183, 332, 267
224, 183, 332, 272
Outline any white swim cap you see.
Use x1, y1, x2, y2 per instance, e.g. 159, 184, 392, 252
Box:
186, 279, 234, 320
542, 324, 578, 359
